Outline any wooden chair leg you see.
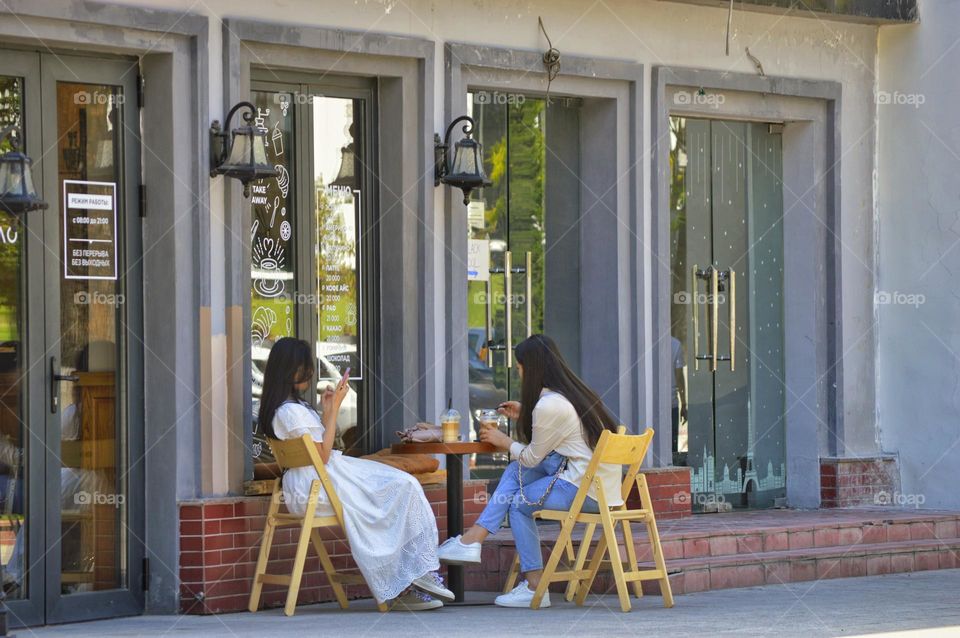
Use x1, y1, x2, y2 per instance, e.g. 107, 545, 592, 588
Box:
575, 531, 608, 606
531, 521, 575, 609
599, 511, 631, 612
503, 552, 521, 593
248, 484, 281, 613
565, 522, 596, 602
646, 514, 674, 608
285, 484, 320, 617
621, 519, 643, 599
310, 529, 349, 609
284, 522, 314, 616
639, 476, 674, 608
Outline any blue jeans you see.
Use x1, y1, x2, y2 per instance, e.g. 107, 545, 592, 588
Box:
476, 452, 599, 573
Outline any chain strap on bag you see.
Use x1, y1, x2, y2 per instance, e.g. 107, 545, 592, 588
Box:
516, 454, 568, 507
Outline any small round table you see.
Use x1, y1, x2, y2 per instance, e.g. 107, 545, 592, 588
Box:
392, 441, 496, 602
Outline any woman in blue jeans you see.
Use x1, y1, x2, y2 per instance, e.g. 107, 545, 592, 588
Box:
437, 334, 623, 608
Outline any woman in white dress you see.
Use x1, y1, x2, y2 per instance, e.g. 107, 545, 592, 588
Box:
257, 337, 454, 610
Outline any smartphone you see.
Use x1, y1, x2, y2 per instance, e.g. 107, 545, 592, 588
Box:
342, 367, 351, 382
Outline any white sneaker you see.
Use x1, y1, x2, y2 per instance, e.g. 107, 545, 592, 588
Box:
392, 590, 443, 611
494, 580, 551, 609
437, 535, 482, 565
411, 572, 455, 602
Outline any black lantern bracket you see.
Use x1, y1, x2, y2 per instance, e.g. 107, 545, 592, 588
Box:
209, 101, 278, 197
434, 114, 491, 205
0, 125, 48, 215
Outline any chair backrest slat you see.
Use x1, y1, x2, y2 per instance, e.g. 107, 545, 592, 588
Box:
269, 436, 316, 469
266, 435, 347, 524
597, 429, 654, 466
567, 426, 655, 515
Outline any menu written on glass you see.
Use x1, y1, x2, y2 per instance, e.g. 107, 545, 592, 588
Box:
63, 180, 117, 280
250, 93, 295, 351
318, 182, 360, 379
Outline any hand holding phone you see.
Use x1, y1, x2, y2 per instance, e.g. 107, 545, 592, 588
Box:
335, 367, 351, 395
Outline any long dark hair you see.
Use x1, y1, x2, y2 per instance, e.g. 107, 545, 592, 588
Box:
257, 337, 315, 440
514, 334, 618, 449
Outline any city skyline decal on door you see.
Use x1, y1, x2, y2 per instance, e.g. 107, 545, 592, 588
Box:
689, 447, 786, 495
690, 405, 786, 495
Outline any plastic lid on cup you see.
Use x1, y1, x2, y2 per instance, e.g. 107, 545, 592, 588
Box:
440, 408, 461, 423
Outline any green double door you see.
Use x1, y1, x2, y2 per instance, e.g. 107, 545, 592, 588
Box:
0, 50, 144, 626
464, 94, 583, 477
670, 117, 787, 510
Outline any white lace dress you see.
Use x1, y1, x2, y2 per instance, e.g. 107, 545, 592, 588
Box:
272, 401, 440, 602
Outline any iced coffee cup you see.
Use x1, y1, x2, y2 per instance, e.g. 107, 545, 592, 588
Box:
440, 407, 461, 443
477, 408, 499, 433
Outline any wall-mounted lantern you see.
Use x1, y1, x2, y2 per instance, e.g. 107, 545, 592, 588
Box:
210, 101, 278, 197
435, 115, 490, 205
0, 125, 48, 214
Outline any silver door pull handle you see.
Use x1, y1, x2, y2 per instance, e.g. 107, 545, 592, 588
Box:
525, 251, 532, 338
691, 264, 699, 371
485, 277, 493, 367
711, 267, 719, 373
728, 268, 736, 371
504, 250, 513, 368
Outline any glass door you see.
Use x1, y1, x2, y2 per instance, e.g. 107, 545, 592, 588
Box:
465, 93, 582, 478
250, 75, 377, 456
466, 94, 543, 477
669, 116, 787, 510
0, 50, 143, 626
42, 52, 144, 624
0, 50, 45, 627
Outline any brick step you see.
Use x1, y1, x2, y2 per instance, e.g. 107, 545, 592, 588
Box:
632, 513, 960, 559
474, 512, 960, 598
486, 514, 960, 564
660, 536, 960, 569
470, 537, 960, 598
477, 537, 960, 598
655, 536, 960, 595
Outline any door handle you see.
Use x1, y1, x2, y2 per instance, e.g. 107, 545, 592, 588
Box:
710, 267, 719, 372
524, 251, 532, 338
691, 264, 700, 372
50, 356, 79, 414
485, 277, 493, 367
504, 250, 513, 368
728, 269, 736, 371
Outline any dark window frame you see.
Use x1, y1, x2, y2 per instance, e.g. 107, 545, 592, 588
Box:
251, 70, 381, 454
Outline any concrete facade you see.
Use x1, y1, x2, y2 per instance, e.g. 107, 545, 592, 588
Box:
876, 0, 960, 510
0, 0, 953, 622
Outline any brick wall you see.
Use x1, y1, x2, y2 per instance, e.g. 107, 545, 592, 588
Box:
626, 467, 693, 520
178, 480, 487, 614
820, 457, 900, 508
179, 467, 691, 614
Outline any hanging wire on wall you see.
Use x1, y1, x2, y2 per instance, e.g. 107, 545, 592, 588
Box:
745, 47, 766, 76
538, 16, 561, 106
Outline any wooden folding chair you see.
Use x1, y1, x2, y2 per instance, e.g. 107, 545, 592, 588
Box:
503, 427, 674, 612
248, 434, 389, 616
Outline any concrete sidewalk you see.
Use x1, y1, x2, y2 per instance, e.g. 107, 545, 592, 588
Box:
23, 569, 960, 637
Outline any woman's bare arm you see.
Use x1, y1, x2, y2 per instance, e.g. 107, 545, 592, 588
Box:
314, 375, 349, 463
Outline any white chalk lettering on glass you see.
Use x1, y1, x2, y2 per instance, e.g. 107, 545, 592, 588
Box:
250, 92, 294, 354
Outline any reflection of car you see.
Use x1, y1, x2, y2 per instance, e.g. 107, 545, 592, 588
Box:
467, 328, 503, 417
251, 344, 358, 439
